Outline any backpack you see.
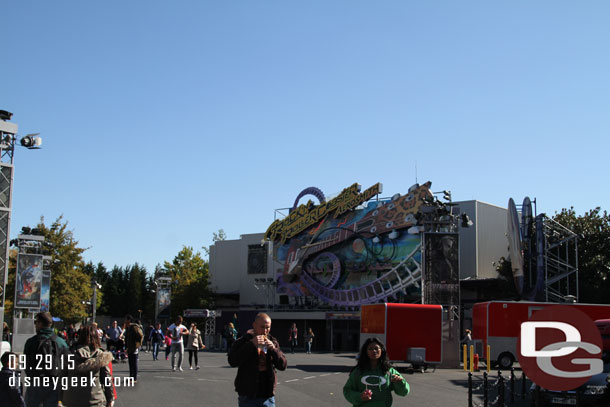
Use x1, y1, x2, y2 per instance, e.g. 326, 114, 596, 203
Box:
28, 334, 64, 377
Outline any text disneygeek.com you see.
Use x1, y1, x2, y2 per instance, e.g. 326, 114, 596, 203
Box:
9, 372, 135, 390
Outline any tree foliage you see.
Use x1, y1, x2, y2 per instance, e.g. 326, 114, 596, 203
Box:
202, 228, 226, 257
163, 246, 210, 318
553, 207, 610, 304
39, 216, 91, 323
94, 263, 155, 322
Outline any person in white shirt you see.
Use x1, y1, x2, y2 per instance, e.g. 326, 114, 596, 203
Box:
167, 316, 188, 371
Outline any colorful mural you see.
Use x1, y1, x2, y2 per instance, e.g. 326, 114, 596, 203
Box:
266, 182, 434, 306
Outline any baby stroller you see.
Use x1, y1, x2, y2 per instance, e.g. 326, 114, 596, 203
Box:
109, 339, 128, 363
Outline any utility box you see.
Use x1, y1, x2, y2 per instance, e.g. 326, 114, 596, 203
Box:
407, 347, 426, 363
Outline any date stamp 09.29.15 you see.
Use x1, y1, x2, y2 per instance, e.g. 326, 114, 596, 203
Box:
7, 354, 135, 390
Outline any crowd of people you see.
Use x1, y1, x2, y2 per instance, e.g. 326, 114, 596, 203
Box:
0, 312, 411, 407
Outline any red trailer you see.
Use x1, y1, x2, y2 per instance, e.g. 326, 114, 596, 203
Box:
472, 301, 610, 369
360, 303, 443, 372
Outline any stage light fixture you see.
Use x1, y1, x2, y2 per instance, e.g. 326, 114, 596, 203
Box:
20, 133, 42, 149
0, 110, 12, 121
461, 213, 473, 228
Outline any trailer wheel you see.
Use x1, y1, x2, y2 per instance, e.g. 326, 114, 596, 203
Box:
497, 352, 514, 369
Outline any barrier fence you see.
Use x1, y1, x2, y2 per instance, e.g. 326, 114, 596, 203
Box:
467, 369, 530, 407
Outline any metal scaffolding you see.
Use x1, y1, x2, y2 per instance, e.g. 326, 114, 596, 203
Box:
540, 215, 579, 302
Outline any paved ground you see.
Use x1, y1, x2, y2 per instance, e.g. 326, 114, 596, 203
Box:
111, 350, 534, 406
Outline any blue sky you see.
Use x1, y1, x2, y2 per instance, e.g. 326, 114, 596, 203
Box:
3, 1, 609, 273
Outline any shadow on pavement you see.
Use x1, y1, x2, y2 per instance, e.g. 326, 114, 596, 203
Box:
291, 364, 352, 373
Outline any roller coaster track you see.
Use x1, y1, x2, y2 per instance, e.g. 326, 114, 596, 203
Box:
299, 243, 422, 306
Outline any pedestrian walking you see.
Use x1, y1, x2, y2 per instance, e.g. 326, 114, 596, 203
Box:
144, 323, 154, 352
228, 313, 287, 407
149, 322, 165, 361
105, 321, 123, 352
0, 351, 25, 407
164, 335, 172, 361
62, 325, 115, 407
167, 316, 188, 372
2, 322, 10, 343
288, 323, 298, 354
304, 328, 314, 354
186, 323, 204, 370
343, 337, 409, 406
225, 322, 237, 353
23, 312, 69, 407
123, 314, 143, 383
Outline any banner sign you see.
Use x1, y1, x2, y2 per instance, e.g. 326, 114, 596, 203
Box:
40, 270, 51, 312
157, 287, 171, 319
15, 253, 43, 309
423, 233, 459, 306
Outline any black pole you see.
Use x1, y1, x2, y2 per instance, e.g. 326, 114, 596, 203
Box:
468, 372, 473, 407
483, 371, 488, 407
498, 371, 505, 407
510, 368, 515, 404
521, 371, 527, 400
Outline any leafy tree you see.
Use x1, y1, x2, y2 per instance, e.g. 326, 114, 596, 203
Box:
553, 207, 610, 304
202, 228, 226, 257
163, 246, 210, 318
38, 216, 92, 323
3, 248, 18, 321
492, 257, 520, 300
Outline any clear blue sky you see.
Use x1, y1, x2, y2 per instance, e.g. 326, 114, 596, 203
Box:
3, 1, 609, 273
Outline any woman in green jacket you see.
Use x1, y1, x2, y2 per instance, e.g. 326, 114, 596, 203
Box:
343, 338, 409, 406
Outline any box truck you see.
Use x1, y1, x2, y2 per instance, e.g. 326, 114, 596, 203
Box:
472, 301, 610, 368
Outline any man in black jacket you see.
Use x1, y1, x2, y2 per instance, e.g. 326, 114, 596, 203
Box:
228, 313, 287, 407
23, 312, 69, 407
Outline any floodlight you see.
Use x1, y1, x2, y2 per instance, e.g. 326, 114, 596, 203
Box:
0, 110, 12, 121
20, 133, 42, 149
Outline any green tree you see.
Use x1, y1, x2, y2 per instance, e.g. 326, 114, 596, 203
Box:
202, 228, 226, 257
38, 216, 92, 323
553, 207, 610, 304
163, 246, 210, 318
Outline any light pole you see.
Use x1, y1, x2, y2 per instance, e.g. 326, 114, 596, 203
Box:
91, 279, 101, 323
0, 110, 42, 333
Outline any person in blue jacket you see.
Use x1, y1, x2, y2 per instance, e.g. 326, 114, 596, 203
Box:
343, 337, 409, 406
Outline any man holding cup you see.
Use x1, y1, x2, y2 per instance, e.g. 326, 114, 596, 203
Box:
228, 313, 287, 407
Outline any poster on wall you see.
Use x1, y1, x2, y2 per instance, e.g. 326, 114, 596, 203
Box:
157, 287, 171, 319
40, 270, 51, 312
15, 253, 44, 309
423, 233, 459, 306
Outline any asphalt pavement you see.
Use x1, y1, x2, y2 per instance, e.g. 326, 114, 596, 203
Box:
111, 349, 533, 407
